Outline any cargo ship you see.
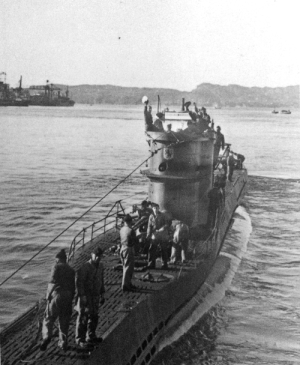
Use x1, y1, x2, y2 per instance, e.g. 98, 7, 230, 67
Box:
29, 81, 75, 106
0, 98, 248, 365
0, 73, 30, 106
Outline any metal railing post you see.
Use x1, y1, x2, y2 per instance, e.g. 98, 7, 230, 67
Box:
116, 202, 120, 229
82, 229, 86, 248
91, 223, 94, 241
73, 239, 76, 260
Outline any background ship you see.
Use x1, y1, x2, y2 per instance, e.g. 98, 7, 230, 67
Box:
0, 98, 247, 365
0, 73, 30, 106
29, 80, 75, 106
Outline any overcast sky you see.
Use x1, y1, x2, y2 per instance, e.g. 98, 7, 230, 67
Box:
1, 0, 299, 90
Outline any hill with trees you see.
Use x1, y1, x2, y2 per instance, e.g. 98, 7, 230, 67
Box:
67, 83, 299, 107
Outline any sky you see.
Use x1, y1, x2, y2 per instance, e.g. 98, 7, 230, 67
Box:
1, 0, 299, 90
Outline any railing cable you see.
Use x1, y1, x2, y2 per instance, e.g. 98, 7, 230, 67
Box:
0, 153, 156, 288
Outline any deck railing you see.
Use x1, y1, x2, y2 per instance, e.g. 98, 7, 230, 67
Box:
67, 200, 126, 261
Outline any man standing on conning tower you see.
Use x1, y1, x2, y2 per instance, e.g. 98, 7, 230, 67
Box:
214, 126, 225, 167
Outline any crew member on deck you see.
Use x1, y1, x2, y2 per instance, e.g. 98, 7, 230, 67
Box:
201, 107, 211, 123
214, 126, 225, 167
184, 101, 191, 111
233, 152, 245, 169
146, 203, 170, 269
153, 112, 165, 131
75, 247, 105, 348
40, 249, 75, 352
196, 115, 209, 134
143, 96, 156, 132
170, 221, 189, 264
184, 120, 198, 135
144, 103, 154, 131
136, 200, 153, 232
119, 214, 138, 292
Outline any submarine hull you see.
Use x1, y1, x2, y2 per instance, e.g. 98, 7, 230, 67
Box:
0, 103, 248, 365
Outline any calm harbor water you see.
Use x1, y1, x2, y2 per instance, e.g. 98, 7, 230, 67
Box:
0, 104, 300, 364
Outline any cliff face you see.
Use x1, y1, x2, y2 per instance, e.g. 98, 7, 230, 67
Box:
68, 83, 299, 107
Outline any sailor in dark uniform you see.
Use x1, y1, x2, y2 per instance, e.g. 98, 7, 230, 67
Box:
119, 214, 138, 292
146, 203, 170, 269
214, 126, 225, 166
144, 102, 155, 131
75, 247, 105, 347
233, 152, 245, 169
40, 249, 75, 351
153, 112, 165, 131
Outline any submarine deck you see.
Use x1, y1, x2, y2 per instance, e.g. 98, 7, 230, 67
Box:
0, 169, 247, 365
1, 234, 208, 365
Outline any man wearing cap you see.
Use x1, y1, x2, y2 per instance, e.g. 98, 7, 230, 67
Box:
214, 126, 225, 166
170, 221, 189, 264
40, 249, 75, 351
120, 214, 138, 292
146, 203, 170, 269
201, 107, 211, 123
153, 112, 165, 131
75, 247, 105, 347
144, 102, 155, 132
137, 200, 153, 232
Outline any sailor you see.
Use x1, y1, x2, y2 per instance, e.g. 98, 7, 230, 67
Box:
170, 221, 189, 264
119, 214, 138, 292
201, 107, 211, 123
188, 110, 198, 121
40, 249, 75, 352
193, 102, 199, 114
137, 200, 153, 232
233, 152, 245, 169
75, 247, 105, 348
214, 126, 225, 167
146, 203, 169, 269
143, 96, 155, 131
153, 112, 165, 131
184, 101, 191, 111
195, 115, 209, 134
133, 200, 153, 254
184, 120, 198, 135
207, 182, 223, 229
166, 124, 172, 133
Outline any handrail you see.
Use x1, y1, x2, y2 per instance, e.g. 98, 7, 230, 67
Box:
0, 141, 179, 288
67, 200, 127, 261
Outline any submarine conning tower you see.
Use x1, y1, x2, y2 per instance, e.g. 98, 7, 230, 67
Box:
142, 99, 216, 228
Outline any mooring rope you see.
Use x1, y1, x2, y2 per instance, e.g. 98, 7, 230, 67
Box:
0, 139, 181, 287
0, 151, 159, 287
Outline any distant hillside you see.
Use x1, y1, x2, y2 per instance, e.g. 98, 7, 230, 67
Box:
67, 83, 299, 108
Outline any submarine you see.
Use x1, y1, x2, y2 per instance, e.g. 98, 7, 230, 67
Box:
0, 97, 248, 365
